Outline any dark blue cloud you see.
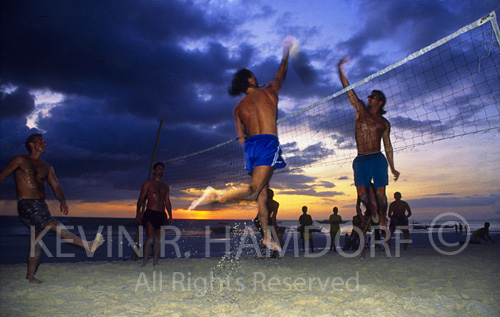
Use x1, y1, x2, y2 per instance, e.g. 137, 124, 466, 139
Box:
270, 173, 343, 198
0, 86, 35, 118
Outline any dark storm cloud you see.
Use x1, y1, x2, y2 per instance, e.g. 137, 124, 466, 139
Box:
0, 0, 262, 201
0, 0, 236, 121
1, 0, 498, 205
0, 86, 35, 118
281, 141, 334, 169
289, 53, 320, 87
270, 173, 343, 198
335, 0, 498, 78
390, 116, 442, 133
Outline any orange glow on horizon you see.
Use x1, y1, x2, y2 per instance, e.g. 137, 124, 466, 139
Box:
2, 136, 499, 222
62, 200, 137, 218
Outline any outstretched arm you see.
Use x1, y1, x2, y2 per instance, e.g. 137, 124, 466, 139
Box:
338, 56, 363, 115
265, 39, 292, 93
47, 166, 68, 215
382, 119, 400, 181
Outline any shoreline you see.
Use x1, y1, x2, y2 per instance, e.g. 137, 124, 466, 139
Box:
1, 242, 499, 315
0, 229, 489, 264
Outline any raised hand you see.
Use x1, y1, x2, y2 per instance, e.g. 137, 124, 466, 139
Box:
338, 55, 351, 68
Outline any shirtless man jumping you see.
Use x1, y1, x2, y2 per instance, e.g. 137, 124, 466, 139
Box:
135, 162, 173, 266
0, 134, 104, 283
338, 56, 400, 231
224, 38, 292, 251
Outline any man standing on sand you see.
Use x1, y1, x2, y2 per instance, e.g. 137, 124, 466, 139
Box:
388, 192, 412, 250
338, 56, 400, 231
329, 207, 343, 252
222, 38, 292, 251
136, 162, 173, 266
299, 206, 314, 253
0, 134, 104, 284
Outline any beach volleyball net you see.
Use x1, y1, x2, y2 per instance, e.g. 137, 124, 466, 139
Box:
165, 11, 500, 192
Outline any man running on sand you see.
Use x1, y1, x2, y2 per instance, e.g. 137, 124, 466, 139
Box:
136, 162, 173, 266
338, 56, 400, 230
0, 134, 104, 284
222, 38, 292, 251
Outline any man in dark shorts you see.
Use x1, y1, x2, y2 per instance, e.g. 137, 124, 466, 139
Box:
299, 206, 314, 253
217, 37, 292, 252
0, 134, 104, 284
136, 162, 173, 266
329, 206, 343, 252
338, 56, 400, 236
388, 191, 412, 250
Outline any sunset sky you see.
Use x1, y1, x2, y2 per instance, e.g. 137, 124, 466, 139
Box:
1, 0, 499, 222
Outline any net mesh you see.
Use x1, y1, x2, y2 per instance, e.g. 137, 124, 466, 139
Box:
166, 12, 500, 192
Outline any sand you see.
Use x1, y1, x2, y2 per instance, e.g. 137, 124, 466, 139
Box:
1, 243, 499, 316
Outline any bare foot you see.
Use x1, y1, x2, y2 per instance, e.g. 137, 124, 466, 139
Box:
140, 262, 147, 267
27, 276, 43, 284
89, 233, 105, 253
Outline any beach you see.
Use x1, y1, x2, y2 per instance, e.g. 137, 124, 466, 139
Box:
1, 240, 499, 316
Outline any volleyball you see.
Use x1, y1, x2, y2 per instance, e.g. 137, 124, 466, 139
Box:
284, 35, 300, 57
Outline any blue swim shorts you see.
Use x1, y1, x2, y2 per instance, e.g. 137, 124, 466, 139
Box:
17, 199, 55, 234
352, 152, 388, 188
243, 134, 286, 174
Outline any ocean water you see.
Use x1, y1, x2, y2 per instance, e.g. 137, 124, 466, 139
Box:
0, 216, 498, 264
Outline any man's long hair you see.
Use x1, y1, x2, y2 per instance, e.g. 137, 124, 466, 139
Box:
228, 68, 253, 96
372, 90, 387, 115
